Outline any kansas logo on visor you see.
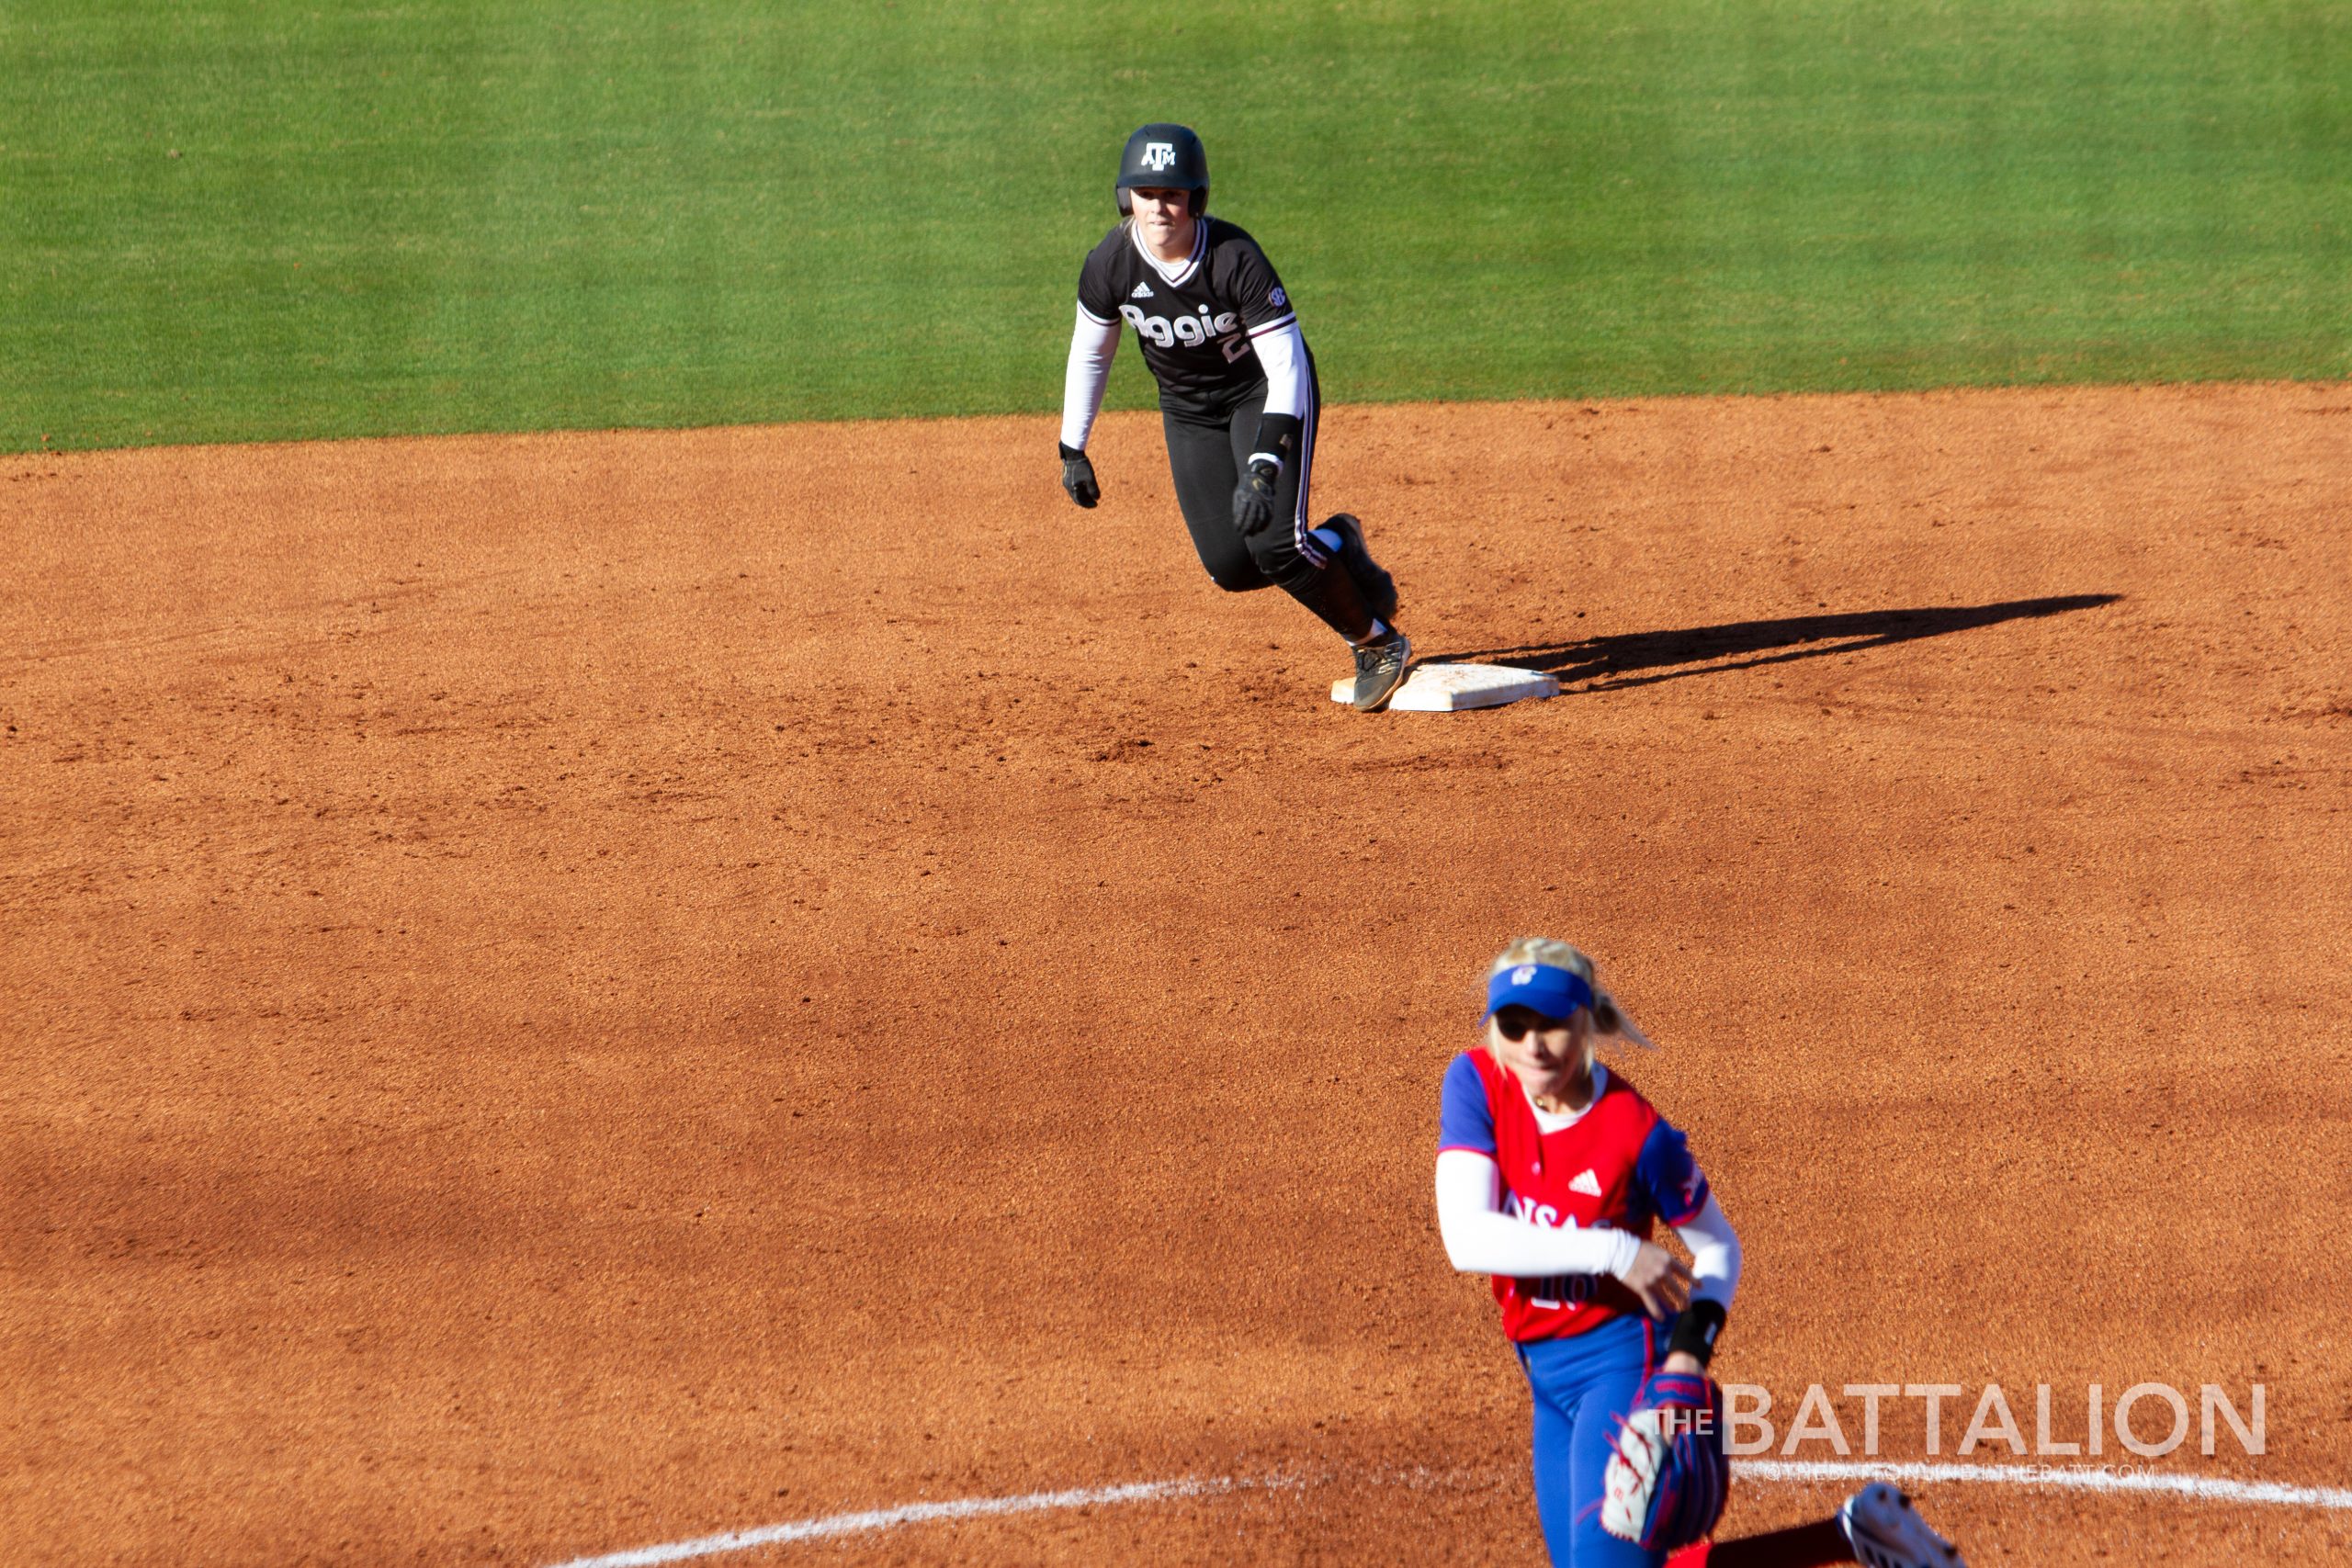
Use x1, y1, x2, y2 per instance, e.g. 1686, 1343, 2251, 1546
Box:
1488, 963, 1595, 1021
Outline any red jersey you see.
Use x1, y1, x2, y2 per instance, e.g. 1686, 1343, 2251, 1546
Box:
1438, 1050, 1711, 1343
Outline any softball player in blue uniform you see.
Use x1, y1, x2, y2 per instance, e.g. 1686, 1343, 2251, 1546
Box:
1057, 124, 1414, 711
1436, 939, 1966, 1568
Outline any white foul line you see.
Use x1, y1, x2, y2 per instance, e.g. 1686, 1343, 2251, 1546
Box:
542, 1460, 2352, 1567
543, 1475, 1246, 1568
1736, 1457, 2352, 1511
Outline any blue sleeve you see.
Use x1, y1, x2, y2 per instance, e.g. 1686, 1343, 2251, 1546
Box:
1438, 1053, 1495, 1156
1636, 1119, 1711, 1226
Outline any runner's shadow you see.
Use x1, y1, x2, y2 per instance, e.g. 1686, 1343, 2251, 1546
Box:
1431, 594, 2120, 692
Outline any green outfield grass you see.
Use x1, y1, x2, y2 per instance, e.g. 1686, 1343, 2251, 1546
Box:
3, 0, 2346, 452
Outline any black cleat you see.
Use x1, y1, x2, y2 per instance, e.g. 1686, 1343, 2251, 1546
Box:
1322, 513, 1399, 623
1350, 628, 1414, 712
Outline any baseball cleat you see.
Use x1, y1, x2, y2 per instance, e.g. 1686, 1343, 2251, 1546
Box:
1322, 513, 1399, 623
1350, 627, 1413, 712
1839, 1483, 1964, 1568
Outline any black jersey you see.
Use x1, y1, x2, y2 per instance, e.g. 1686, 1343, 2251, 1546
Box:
1077, 217, 1299, 416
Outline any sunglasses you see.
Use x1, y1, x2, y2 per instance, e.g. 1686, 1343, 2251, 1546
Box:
1493, 1009, 1573, 1042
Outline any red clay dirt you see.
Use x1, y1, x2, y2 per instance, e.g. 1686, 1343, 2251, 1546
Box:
4, 383, 2348, 1566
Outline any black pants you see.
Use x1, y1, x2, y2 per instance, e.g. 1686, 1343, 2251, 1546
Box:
1159, 359, 1329, 598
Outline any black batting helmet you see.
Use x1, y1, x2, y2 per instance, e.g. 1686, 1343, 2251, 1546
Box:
1115, 124, 1209, 216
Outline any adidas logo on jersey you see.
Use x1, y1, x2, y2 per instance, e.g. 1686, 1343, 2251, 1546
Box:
1568, 1168, 1603, 1198
1131, 281, 1154, 298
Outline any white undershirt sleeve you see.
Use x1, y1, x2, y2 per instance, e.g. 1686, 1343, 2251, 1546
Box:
1673, 1192, 1742, 1307
1247, 319, 1307, 423
1059, 304, 1121, 451
1434, 1149, 1645, 1280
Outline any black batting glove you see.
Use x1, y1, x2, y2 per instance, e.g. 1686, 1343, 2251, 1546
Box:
1058, 442, 1100, 508
1232, 457, 1280, 536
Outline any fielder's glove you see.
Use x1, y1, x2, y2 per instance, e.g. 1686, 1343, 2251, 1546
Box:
1600, 1370, 1730, 1551
1059, 443, 1100, 508
1231, 458, 1280, 536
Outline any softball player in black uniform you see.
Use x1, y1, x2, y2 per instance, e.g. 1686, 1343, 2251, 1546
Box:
1057, 124, 1413, 711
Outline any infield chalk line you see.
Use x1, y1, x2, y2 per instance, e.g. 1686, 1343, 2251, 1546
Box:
1735, 1457, 2352, 1511
542, 1459, 2351, 1566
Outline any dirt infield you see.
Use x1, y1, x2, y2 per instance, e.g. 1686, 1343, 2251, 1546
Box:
5, 383, 2348, 1566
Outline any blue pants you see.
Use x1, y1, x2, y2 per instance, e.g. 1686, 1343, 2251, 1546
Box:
1515, 1315, 1665, 1568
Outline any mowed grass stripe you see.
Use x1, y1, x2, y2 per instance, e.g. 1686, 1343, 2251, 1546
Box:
2, 0, 2346, 452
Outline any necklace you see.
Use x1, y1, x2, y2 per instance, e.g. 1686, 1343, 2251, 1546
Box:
1531, 1082, 1591, 1116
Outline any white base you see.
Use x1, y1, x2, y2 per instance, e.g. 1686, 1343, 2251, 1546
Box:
1329, 661, 1560, 712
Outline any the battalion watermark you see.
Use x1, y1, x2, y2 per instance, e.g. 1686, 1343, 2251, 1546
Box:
1686, 1382, 2267, 1459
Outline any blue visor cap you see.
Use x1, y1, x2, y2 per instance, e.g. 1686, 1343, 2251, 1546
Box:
1484, 963, 1596, 1022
